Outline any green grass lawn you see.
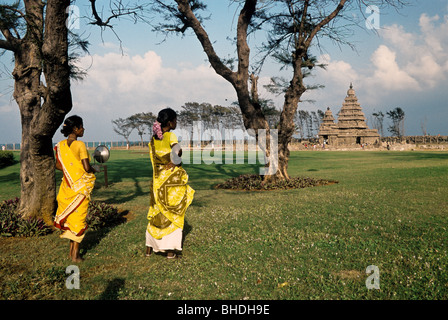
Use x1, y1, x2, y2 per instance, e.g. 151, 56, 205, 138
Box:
1, 149, 447, 300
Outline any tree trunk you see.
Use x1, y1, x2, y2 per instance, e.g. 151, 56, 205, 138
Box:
274, 54, 307, 182
11, 0, 72, 224
18, 127, 58, 225
15, 63, 57, 223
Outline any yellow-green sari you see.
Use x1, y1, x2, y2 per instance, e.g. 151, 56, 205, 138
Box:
147, 132, 194, 248
54, 140, 95, 243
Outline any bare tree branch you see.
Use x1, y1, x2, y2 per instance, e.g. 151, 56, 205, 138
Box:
87, 0, 150, 54
0, 37, 15, 50
0, 3, 24, 51
88, 0, 146, 28
175, 0, 235, 84
305, 0, 348, 48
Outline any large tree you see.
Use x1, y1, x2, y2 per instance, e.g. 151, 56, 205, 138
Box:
0, 1, 73, 224
151, 0, 406, 181
0, 0, 144, 223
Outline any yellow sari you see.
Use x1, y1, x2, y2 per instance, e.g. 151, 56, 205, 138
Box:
54, 140, 95, 243
146, 132, 194, 251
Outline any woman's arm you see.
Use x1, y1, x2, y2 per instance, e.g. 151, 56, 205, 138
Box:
55, 148, 62, 171
75, 141, 98, 173
82, 158, 98, 173
55, 160, 62, 171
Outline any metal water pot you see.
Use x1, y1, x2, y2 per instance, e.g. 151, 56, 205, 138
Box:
92, 145, 110, 163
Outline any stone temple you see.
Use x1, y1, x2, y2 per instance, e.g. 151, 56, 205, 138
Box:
318, 84, 380, 146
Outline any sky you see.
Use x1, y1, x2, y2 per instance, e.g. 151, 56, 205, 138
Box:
1, 0, 448, 145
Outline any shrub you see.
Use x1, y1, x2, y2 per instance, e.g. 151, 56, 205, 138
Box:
215, 174, 338, 191
0, 151, 16, 168
86, 200, 125, 231
0, 198, 52, 237
0, 198, 125, 237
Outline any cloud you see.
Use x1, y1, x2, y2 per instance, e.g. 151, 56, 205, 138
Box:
366, 44, 420, 91
418, 14, 446, 59
74, 50, 235, 111
295, 54, 359, 110
302, 13, 448, 107
291, 12, 448, 136
378, 14, 448, 89
65, 50, 236, 141
0, 103, 14, 114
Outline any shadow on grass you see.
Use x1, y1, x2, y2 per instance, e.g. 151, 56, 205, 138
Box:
0, 172, 20, 184
94, 180, 146, 206
185, 163, 260, 190
89, 158, 151, 205
96, 278, 126, 300
389, 152, 448, 161
104, 158, 151, 182
89, 154, 266, 206
182, 219, 192, 246
80, 210, 129, 257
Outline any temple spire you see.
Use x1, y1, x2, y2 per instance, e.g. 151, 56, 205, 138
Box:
317, 83, 380, 147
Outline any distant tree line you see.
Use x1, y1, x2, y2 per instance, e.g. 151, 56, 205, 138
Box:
295, 110, 325, 139
371, 107, 406, 138
294, 107, 407, 140
112, 112, 157, 147
112, 105, 408, 146
112, 103, 246, 146
294, 106, 407, 140
112, 102, 329, 145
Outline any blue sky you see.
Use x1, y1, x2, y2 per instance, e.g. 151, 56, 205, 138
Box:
1, 0, 448, 144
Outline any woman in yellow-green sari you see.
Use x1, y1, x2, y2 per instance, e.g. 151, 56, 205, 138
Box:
146, 108, 194, 259
54, 115, 97, 262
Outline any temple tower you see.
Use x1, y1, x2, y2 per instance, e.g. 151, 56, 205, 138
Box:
318, 107, 339, 145
318, 84, 380, 146
337, 83, 368, 130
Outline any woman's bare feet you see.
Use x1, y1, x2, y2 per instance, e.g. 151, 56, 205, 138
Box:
167, 251, 178, 259
70, 241, 84, 262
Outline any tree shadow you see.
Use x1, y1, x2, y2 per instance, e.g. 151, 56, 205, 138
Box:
0, 172, 20, 184
184, 162, 259, 191
96, 278, 126, 300
90, 158, 151, 205
391, 152, 448, 161
91, 153, 262, 203
80, 210, 129, 257
95, 179, 146, 206
103, 158, 151, 183
182, 219, 192, 246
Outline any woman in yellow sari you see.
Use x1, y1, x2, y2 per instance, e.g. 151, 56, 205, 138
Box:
146, 108, 194, 259
54, 115, 97, 262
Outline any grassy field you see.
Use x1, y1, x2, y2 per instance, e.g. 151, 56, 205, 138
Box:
0, 149, 447, 300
